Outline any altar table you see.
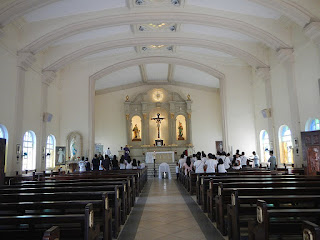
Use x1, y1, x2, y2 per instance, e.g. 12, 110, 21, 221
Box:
145, 151, 175, 163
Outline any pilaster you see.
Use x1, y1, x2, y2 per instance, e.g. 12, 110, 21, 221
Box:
88, 78, 95, 160
14, 52, 36, 173
219, 77, 229, 152
276, 48, 302, 166
39, 70, 56, 171
256, 67, 277, 157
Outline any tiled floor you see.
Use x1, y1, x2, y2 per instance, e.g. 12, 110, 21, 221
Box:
119, 179, 224, 240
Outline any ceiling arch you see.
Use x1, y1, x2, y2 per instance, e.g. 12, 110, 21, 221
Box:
21, 11, 291, 54
43, 35, 269, 71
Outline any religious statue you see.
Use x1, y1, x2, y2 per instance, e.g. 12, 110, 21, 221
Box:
70, 136, 77, 160
151, 113, 165, 139
57, 148, 65, 164
132, 124, 141, 141
178, 121, 185, 140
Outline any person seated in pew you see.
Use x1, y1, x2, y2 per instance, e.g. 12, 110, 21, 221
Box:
220, 152, 231, 171
240, 152, 248, 168
268, 150, 276, 170
178, 154, 186, 168
85, 157, 91, 171
92, 154, 100, 171
119, 156, 126, 169
99, 158, 104, 171
183, 156, 193, 175
101, 156, 110, 171
78, 156, 86, 172
194, 154, 205, 173
126, 159, 133, 169
112, 155, 120, 170
140, 161, 146, 169
205, 153, 218, 173
132, 159, 138, 169
232, 154, 242, 170
217, 158, 227, 173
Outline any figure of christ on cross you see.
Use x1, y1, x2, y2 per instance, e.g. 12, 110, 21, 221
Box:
151, 113, 165, 139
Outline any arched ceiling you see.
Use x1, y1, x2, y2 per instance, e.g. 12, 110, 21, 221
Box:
1, 0, 320, 91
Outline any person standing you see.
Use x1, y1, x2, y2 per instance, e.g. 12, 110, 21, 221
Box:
252, 151, 260, 167
194, 155, 205, 173
78, 156, 86, 172
175, 162, 179, 180
178, 154, 186, 168
124, 145, 130, 159
205, 154, 218, 173
268, 150, 277, 170
106, 147, 112, 158
240, 152, 248, 167
92, 154, 100, 171
85, 157, 91, 171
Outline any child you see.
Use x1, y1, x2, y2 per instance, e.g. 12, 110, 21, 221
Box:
175, 162, 179, 180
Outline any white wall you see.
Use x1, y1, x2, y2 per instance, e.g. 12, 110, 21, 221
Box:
95, 86, 223, 155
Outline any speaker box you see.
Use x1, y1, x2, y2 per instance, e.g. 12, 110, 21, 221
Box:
43, 112, 53, 122
261, 108, 271, 118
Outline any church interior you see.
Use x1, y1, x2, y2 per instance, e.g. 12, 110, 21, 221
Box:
0, 0, 320, 239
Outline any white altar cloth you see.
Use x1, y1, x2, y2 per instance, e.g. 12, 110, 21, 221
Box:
145, 151, 174, 163
158, 162, 172, 179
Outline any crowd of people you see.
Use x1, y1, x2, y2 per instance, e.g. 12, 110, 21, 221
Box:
77, 146, 145, 172
175, 149, 277, 178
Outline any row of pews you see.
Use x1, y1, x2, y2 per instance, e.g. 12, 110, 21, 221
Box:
178, 167, 320, 240
0, 168, 148, 240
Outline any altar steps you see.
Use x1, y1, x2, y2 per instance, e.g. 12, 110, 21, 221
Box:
146, 163, 177, 179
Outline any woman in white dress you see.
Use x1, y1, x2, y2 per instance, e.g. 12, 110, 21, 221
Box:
194, 155, 205, 174
217, 158, 227, 173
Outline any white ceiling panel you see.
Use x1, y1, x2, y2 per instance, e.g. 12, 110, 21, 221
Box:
52, 25, 131, 46
188, 0, 282, 19
179, 46, 235, 58
174, 65, 220, 88
146, 64, 169, 82
83, 47, 135, 60
95, 66, 141, 90
24, 0, 126, 22
182, 24, 258, 42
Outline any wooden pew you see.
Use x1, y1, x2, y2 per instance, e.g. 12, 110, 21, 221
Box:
248, 200, 320, 240
216, 183, 320, 235
227, 190, 320, 240
0, 203, 100, 240
302, 221, 320, 240
42, 226, 60, 240
0, 190, 120, 238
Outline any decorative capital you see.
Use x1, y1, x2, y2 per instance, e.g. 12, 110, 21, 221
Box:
187, 113, 191, 119
126, 114, 130, 120
276, 48, 294, 63
187, 94, 191, 101
255, 67, 271, 81
42, 70, 56, 85
17, 52, 36, 71
125, 95, 130, 102
304, 22, 320, 47
143, 113, 147, 120
170, 113, 175, 119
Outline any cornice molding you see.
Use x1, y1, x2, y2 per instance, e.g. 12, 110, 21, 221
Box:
304, 22, 320, 47
249, 0, 313, 27
42, 70, 56, 85
0, 0, 59, 27
43, 36, 268, 71
17, 52, 36, 71
276, 48, 294, 63
21, 12, 291, 54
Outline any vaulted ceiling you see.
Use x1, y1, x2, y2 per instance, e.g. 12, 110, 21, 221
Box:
1, 0, 319, 92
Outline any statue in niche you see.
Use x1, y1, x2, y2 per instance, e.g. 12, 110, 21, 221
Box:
132, 124, 141, 141
70, 136, 78, 160
178, 121, 185, 140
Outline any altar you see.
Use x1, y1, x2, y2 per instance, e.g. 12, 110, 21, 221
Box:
145, 151, 175, 163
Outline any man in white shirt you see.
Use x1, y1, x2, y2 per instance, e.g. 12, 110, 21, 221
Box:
106, 147, 112, 158
240, 152, 248, 167
178, 154, 186, 168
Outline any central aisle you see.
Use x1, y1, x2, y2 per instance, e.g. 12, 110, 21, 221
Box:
119, 179, 224, 240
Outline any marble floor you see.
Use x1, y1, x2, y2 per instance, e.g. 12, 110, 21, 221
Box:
118, 179, 224, 240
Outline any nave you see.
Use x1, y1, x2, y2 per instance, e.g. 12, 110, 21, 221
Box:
119, 179, 224, 240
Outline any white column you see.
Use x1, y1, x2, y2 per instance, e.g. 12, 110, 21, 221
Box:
13, 52, 36, 174
277, 48, 302, 166
39, 71, 56, 171
88, 78, 95, 160
219, 77, 229, 152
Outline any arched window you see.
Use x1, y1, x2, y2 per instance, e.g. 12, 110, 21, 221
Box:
46, 135, 56, 169
305, 118, 320, 131
0, 124, 8, 140
279, 125, 293, 164
260, 130, 270, 162
22, 131, 36, 171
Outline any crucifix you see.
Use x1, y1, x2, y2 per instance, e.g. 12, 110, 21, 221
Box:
151, 113, 165, 139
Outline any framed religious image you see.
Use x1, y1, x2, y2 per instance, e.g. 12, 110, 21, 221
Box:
55, 146, 66, 165
16, 144, 21, 155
